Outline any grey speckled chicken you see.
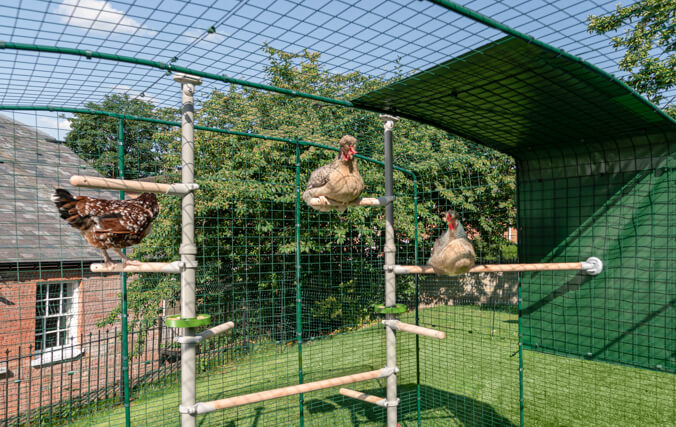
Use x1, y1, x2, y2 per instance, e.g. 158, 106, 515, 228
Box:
51, 189, 160, 267
302, 135, 364, 212
428, 210, 476, 276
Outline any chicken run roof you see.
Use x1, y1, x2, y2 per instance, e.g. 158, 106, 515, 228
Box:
0, 1, 672, 161
352, 35, 676, 156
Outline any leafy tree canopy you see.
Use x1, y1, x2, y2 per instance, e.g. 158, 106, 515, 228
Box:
64, 93, 178, 178
588, 0, 675, 110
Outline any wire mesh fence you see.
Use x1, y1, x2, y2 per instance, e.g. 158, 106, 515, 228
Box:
0, 1, 674, 426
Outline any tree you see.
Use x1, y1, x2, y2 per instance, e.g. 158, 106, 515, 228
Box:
588, 0, 675, 109
65, 94, 178, 178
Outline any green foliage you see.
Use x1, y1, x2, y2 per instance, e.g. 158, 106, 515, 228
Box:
588, 0, 676, 106
64, 94, 178, 178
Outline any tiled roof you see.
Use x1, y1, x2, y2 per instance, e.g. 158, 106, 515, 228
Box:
0, 114, 119, 263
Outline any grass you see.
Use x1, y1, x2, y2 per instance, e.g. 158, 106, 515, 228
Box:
71, 306, 674, 426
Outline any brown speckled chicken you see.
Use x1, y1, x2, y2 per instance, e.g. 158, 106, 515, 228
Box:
428, 210, 476, 276
51, 189, 159, 267
302, 135, 364, 212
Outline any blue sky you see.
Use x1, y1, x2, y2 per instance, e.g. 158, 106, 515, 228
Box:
0, 0, 665, 139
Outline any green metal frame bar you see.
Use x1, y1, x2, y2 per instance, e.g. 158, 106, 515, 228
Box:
413, 179, 421, 426
117, 117, 131, 427
294, 142, 305, 426
515, 167, 524, 427
0, 106, 415, 177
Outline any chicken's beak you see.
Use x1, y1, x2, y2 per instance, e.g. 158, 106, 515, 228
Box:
349, 146, 357, 157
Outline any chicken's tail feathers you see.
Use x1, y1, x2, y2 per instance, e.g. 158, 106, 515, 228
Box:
51, 188, 75, 205
51, 188, 88, 228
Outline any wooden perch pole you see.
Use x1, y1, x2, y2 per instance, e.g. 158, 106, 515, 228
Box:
382, 320, 445, 339
184, 368, 393, 415
70, 175, 198, 195
394, 257, 603, 276
197, 321, 234, 341
339, 388, 387, 407
90, 261, 183, 274
308, 196, 394, 208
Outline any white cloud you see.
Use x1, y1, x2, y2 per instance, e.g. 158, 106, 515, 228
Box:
37, 115, 72, 140
55, 0, 156, 37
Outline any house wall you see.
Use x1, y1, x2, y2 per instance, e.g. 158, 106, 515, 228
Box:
0, 269, 174, 421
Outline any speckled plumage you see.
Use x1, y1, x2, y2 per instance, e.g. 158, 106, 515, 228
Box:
428, 211, 476, 276
302, 135, 364, 212
51, 189, 159, 265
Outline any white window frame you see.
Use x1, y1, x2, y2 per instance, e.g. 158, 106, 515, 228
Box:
31, 280, 83, 367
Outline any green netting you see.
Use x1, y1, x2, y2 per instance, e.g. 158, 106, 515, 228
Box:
352, 35, 676, 155
518, 132, 676, 373
0, 1, 675, 427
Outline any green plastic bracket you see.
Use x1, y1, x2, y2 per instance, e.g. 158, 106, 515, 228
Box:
165, 314, 211, 328
373, 303, 407, 315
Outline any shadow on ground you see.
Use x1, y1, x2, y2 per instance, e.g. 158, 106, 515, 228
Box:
304, 383, 515, 426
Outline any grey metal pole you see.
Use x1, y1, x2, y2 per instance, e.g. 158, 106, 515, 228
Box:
381, 114, 399, 427
174, 73, 202, 427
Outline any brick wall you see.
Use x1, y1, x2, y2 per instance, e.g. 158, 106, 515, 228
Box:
0, 268, 176, 421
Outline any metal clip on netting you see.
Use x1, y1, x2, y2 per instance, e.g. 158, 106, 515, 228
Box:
393, 257, 603, 275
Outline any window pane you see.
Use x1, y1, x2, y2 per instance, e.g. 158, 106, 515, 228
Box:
48, 283, 61, 297
62, 298, 73, 314
48, 299, 60, 315
36, 284, 46, 301
45, 317, 58, 331
60, 315, 74, 331
35, 281, 79, 351
45, 332, 57, 348
35, 299, 46, 317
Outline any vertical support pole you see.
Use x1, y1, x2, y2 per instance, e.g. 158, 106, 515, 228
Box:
174, 73, 202, 427
294, 142, 305, 426
381, 114, 399, 427
413, 178, 421, 427
516, 169, 525, 427
117, 117, 131, 427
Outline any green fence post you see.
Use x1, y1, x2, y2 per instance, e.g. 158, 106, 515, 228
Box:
295, 142, 304, 426
414, 179, 421, 427
117, 117, 131, 427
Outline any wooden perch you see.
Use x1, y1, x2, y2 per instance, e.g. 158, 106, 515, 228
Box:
70, 175, 198, 195
197, 321, 235, 341
309, 196, 394, 208
339, 388, 387, 407
394, 257, 602, 276
185, 368, 394, 415
382, 320, 445, 339
91, 261, 183, 274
